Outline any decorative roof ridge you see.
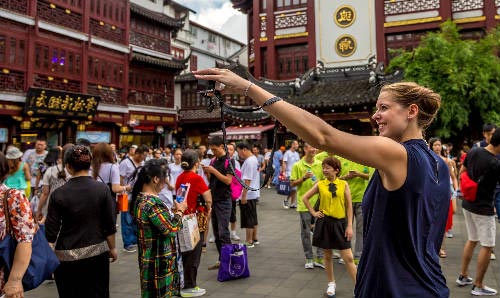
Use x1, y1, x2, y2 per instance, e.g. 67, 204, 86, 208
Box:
130, 3, 186, 29
132, 52, 187, 70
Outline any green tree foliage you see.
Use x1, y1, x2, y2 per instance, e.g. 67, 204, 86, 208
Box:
388, 21, 500, 139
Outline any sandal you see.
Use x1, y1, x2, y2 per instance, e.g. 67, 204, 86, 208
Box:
326, 282, 336, 298
439, 249, 447, 258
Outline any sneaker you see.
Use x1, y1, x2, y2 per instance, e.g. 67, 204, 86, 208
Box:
181, 286, 206, 297
244, 241, 255, 248
230, 233, 241, 241
445, 231, 454, 238
471, 285, 497, 296
208, 261, 220, 270
305, 259, 314, 269
333, 251, 341, 259
456, 274, 473, 286
338, 258, 345, 264
123, 245, 137, 253
490, 252, 496, 260
283, 200, 289, 209
326, 282, 336, 298
253, 239, 260, 245
208, 236, 215, 243
314, 258, 325, 269
289, 204, 297, 209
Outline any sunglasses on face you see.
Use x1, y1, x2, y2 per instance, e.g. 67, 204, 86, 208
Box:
329, 183, 337, 196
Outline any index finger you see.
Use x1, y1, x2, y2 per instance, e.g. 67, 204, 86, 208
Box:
193, 68, 225, 75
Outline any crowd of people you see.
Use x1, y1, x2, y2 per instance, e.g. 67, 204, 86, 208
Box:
0, 70, 499, 298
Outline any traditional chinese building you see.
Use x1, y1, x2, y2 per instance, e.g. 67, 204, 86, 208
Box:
175, 21, 249, 147
228, 0, 500, 138
0, 0, 189, 149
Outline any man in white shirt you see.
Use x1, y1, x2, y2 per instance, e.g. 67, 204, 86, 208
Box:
282, 140, 300, 208
236, 143, 260, 248
23, 139, 48, 198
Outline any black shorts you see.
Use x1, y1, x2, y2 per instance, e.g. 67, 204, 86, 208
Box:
240, 199, 258, 229
312, 216, 351, 250
230, 200, 237, 223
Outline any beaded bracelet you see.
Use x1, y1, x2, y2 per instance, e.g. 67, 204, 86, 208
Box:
244, 82, 254, 97
259, 96, 283, 109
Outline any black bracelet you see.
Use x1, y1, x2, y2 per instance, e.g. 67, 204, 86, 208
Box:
259, 96, 282, 109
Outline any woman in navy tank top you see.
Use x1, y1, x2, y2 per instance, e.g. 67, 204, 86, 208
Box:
194, 69, 450, 298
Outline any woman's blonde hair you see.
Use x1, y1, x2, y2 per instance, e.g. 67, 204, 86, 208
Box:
381, 82, 441, 129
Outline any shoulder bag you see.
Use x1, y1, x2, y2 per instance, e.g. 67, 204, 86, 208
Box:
0, 189, 60, 291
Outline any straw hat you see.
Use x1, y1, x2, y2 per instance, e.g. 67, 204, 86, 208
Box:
6, 147, 23, 159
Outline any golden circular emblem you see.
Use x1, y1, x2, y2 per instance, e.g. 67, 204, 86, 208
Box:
335, 34, 357, 57
334, 5, 356, 28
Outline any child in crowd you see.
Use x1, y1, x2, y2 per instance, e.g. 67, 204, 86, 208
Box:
302, 157, 357, 298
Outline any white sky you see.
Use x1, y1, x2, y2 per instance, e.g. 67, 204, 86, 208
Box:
175, 0, 247, 44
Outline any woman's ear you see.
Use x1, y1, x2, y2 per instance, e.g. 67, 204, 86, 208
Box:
408, 103, 419, 120
153, 176, 160, 185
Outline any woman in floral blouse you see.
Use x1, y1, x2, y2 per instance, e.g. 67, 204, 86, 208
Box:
0, 151, 36, 298
131, 159, 188, 298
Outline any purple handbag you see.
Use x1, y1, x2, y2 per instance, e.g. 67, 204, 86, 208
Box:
217, 243, 250, 282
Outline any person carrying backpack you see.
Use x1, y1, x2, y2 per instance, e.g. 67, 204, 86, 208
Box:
92, 143, 128, 203
236, 143, 260, 248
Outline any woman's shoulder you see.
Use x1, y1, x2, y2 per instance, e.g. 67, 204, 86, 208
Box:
1, 187, 25, 200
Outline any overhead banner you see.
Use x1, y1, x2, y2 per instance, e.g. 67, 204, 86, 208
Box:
25, 88, 100, 119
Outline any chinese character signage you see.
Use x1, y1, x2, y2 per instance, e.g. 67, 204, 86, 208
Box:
334, 5, 356, 28
25, 88, 100, 119
315, 0, 376, 67
335, 34, 357, 57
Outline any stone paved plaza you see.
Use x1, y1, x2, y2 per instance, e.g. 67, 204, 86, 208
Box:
26, 188, 499, 297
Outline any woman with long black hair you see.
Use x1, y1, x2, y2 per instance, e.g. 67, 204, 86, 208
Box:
131, 159, 188, 298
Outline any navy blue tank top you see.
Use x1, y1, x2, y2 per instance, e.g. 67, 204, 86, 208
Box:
354, 139, 450, 298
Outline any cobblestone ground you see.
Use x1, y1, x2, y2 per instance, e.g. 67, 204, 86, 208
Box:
26, 188, 499, 298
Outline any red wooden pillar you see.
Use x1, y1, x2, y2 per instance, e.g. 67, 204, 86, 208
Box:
439, 0, 452, 21
375, 0, 387, 65
267, 0, 277, 79
81, 0, 90, 93
252, 1, 262, 78
25, 0, 37, 91
124, 1, 131, 106
484, 0, 497, 30
306, 0, 316, 69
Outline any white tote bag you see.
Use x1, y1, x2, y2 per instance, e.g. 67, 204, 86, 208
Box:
178, 213, 200, 252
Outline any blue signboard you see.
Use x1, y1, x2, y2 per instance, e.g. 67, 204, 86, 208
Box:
76, 131, 111, 144
0, 128, 7, 143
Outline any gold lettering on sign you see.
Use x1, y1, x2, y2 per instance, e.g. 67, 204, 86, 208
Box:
5, 105, 22, 111
335, 34, 357, 57
146, 115, 161, 121
334, 5, 356, 28
130, 114, 145, 120
99, 113, 110, 118
36, 91, 48, 108
162, 116, 174, 122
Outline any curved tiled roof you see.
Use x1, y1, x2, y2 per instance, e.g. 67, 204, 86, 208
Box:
130, 3, 186, 28
132, 53, 188, 70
